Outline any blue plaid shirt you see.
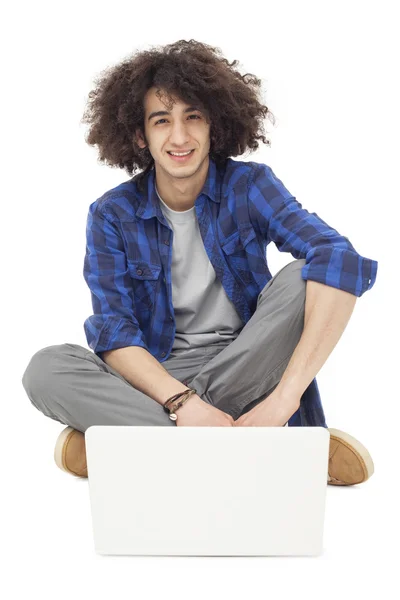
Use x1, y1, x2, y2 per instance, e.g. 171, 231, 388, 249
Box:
83, 157, 378, 427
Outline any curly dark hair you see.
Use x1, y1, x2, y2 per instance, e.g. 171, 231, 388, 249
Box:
81, 39, 276, 182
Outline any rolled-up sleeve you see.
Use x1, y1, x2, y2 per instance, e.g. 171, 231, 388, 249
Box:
83, 201, 149, 359
248, 163, 378, 297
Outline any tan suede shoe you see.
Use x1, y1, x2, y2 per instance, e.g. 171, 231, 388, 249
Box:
327, 427, 374, 486
54, 426, 88, 478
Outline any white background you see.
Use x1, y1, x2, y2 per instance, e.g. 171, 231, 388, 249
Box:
3, 0, 399, 598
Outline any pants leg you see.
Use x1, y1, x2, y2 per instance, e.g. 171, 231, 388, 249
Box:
21, 342, 213, 432
189, 258, 317, 422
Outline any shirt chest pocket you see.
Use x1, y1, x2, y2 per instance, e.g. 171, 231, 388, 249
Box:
220, 228, 258, 287
127, 260, 162, 310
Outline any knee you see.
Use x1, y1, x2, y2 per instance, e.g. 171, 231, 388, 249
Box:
21, 343, 84, 393
21, 345, 60, 394
280, 258, 307, 298
291, 258, 307, 290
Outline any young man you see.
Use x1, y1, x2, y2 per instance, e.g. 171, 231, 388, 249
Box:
21, 40, 377, 485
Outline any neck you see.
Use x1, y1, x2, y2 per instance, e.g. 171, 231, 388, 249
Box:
154, 154, 209, 211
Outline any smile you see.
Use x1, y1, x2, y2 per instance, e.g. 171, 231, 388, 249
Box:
167, 149, 195, 162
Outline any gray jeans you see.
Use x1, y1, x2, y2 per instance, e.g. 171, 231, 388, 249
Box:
21, 259, 318, 432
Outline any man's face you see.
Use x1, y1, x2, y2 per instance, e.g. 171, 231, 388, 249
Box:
135, 87, 211, 179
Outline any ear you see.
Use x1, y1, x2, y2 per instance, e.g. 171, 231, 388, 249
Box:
135, 128, 147, 149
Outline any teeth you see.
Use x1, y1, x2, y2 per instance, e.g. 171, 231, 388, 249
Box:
169, 150, 192, 156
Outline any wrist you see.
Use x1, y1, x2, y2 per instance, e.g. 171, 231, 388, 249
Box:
164, 389, 200, 421
172, 393, 201, 414
271, 386, 301, 409
179, 393, 202, 408
160, 379, 193, 406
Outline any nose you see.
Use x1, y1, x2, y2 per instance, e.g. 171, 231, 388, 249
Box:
168, 121, 191, 146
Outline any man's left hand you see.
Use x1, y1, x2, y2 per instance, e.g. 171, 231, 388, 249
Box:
233, 389, 301, 427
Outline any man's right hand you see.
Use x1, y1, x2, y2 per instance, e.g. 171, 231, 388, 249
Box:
173, 394, 235, 427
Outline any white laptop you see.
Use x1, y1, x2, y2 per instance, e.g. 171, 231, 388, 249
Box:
85, 425, 330, 557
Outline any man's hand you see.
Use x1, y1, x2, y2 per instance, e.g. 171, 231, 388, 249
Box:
233, 389, 301, 427
175, 394, 235, 427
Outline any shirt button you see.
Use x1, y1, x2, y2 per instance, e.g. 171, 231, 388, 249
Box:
163, 277, 166, 283
164, 239, 170, 246
161, 352, 166, 357
170, 316, 173, 321
136, 268, 143, 275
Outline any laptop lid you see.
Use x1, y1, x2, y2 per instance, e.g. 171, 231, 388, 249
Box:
85, 425, 330, 557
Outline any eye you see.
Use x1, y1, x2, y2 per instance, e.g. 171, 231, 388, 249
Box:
154, 115, 201, 125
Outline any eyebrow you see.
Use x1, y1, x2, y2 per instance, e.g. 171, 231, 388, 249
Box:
147, 106, 201, 122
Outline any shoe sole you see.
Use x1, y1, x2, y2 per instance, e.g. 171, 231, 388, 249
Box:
328, 427, 375, 483
54, 426, 84, 477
